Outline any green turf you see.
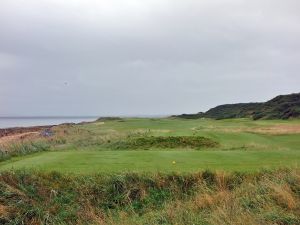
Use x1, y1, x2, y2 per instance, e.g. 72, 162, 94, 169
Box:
1, 150, 300, 173
1, 118, 300, 173
81, 118, 300, 151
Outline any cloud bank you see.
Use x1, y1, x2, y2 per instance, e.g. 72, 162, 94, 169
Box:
1, 0, 300, 116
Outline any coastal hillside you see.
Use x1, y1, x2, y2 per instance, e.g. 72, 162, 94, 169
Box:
175, 93, 300, 120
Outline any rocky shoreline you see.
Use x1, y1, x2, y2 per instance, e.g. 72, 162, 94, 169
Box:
0, 125, 54, 138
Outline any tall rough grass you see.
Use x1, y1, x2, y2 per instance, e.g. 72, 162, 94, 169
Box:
1, 169, 300, 224
0, 141, 51, 162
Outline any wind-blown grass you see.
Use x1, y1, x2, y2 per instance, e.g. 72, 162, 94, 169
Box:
1, 169, 300, 224
0, 141, 51, 162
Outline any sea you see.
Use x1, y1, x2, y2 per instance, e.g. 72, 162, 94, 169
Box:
0, 117, 98, 129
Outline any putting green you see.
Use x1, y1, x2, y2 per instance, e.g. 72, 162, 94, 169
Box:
1, 150, 299, 173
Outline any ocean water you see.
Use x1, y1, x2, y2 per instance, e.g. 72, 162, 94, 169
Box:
0, 117, 98, 129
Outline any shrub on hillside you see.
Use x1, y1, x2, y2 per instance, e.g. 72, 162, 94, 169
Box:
109, 136, 219, 150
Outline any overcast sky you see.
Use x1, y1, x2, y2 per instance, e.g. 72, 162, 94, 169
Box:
1, 0, 300, 116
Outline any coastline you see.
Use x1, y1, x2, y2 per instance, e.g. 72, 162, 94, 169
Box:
0, 117, 98, 129
0, 125, 54, 138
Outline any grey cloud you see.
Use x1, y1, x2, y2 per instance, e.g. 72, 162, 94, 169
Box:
0, 0, 300, 116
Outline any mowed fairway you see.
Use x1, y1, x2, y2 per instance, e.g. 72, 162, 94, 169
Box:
1, 150, 300, 173
1, 118, 300, 173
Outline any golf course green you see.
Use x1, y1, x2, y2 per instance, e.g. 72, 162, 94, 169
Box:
1, 118, 300, 173
1, 150, 300, 173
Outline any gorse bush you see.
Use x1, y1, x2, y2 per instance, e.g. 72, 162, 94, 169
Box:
109, 136, 219, 150
1, 169, 300, 225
